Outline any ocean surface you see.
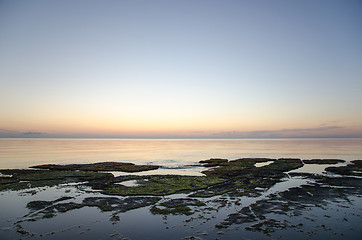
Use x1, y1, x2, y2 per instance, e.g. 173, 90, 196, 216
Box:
1, 138, 362, 239
1, 138, 362, 169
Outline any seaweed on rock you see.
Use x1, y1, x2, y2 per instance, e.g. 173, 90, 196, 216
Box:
30, 162, 159, 172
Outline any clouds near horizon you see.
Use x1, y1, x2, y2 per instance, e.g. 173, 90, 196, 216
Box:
1, 125, 361, 139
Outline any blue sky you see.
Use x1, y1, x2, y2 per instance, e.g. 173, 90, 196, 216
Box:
1, 0, 362, 138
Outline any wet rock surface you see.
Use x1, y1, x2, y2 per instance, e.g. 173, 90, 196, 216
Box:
0, 169, 112, 191
199, 158, 229, 167
151, 198, 205, 216
216, 175, 362, 235
30, 162, 160, 172
303, 159, 345, 164
26, 196, 74, 211
83, 196, 161, 212
326, 160, 362, 176
24, 196, 161, 222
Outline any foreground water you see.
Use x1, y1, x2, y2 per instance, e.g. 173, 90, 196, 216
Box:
1, 138, 362, 169
1, 172, 361, 240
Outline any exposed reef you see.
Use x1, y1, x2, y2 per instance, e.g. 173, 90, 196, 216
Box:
200, 158, 302, 178
150, 198, 205, 216
31, 162, 159, 172
98, 175, 226, 196
325, 160, 362, 176
0, 169, 112, 191
1, 158, 362, 239
303, 159, 345, 164
1, 158, 357, 196
83, 158, 304, 198
199, 158, 228, 167
192, 158, 303, 197
24, 196, 160, 223
217, 175, 362, 235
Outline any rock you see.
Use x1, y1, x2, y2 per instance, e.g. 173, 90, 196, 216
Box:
303, 159, 345, 164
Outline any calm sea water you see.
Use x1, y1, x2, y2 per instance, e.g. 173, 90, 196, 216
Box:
1, 138, 362, 240
0, 138, 362, 169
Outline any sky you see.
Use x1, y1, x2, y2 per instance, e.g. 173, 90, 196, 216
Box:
0, 0, 362, 138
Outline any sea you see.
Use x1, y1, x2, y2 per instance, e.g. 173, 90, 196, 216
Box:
1, 138, 362, 240
1, 138, 361, 169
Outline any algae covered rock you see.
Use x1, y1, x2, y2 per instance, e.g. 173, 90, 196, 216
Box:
31, 162, 159, 173
0, 169, 112, 191
150, 198, 205, 216
303, 159, 345, 164
325, 160, 362, 176
102, 175, 226, 196
199, 158, 229, 167
25, 196, 161, 221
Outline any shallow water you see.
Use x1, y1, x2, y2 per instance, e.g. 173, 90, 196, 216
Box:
1, 138, 362, 169
1, 173, 361, 240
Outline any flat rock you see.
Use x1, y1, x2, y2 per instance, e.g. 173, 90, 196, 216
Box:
303, 159, 345, 164
30, 162, 159, 173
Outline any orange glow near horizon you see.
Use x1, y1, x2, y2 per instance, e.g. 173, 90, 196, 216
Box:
2, 112, 362, 138
1, 1, 361, 138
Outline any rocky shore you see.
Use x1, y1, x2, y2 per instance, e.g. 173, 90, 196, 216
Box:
1, 158, 361, 239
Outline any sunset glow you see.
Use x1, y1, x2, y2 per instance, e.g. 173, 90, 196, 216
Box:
1, 0, 361, 138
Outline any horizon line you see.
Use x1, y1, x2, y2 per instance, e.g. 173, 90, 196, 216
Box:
1, 137, 362, 140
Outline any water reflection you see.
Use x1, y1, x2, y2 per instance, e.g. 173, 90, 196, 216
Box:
1, 138, 361, 169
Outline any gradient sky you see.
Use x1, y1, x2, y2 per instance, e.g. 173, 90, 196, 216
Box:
1, 0, 362, 138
